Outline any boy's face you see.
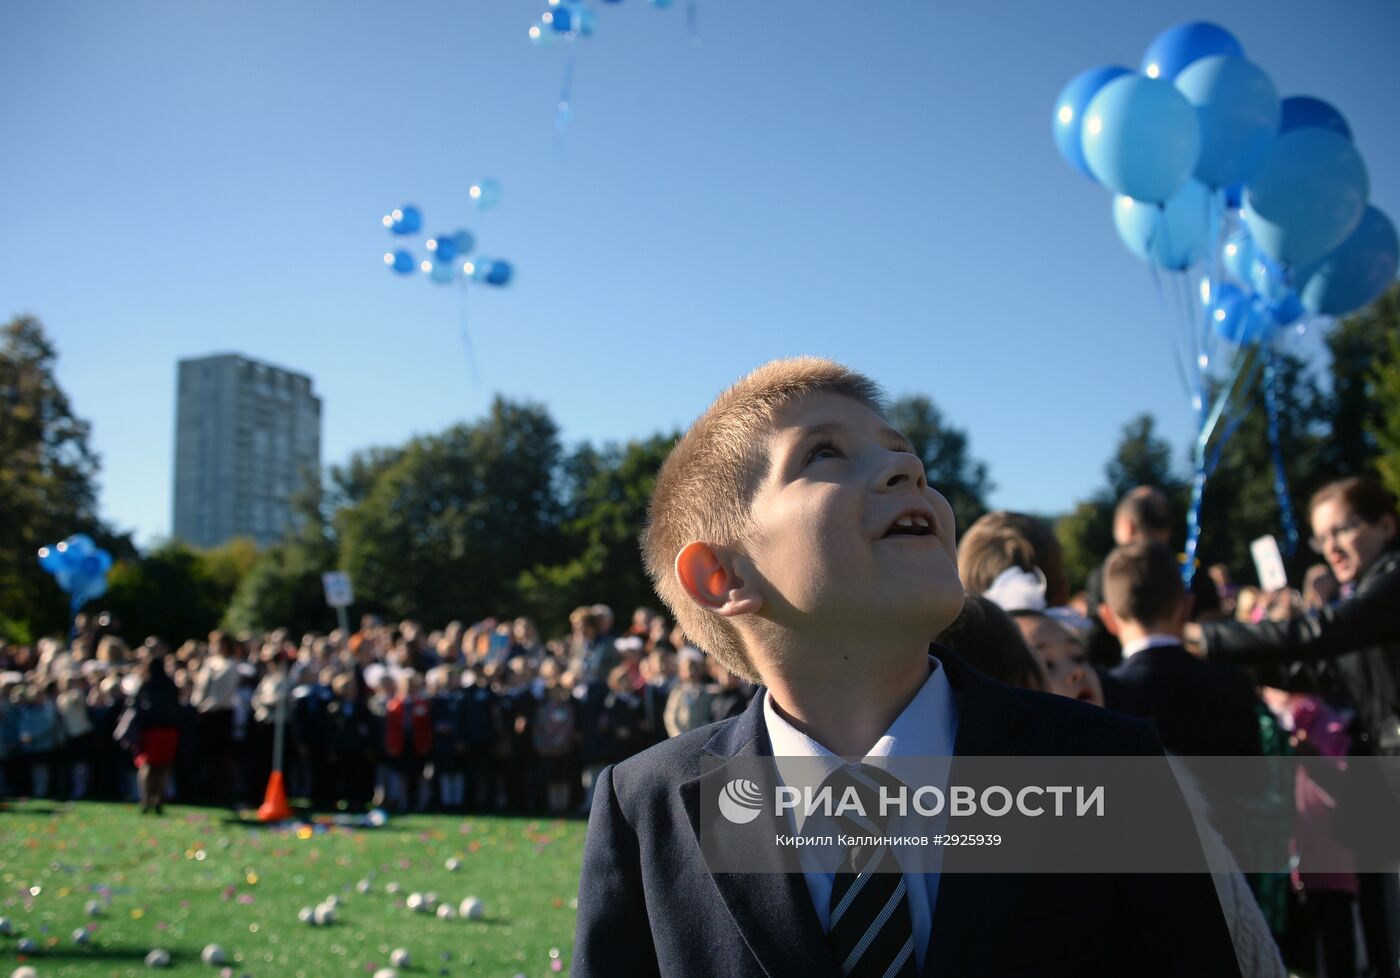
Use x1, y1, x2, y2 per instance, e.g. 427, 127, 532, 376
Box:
742, 392, 962, 638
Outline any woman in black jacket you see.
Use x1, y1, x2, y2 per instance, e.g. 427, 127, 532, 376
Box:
1187, 476, 1400, 757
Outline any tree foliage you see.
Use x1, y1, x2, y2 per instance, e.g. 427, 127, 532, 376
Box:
887, 395, 993, 532
333, 397, 564, 626
104, 538, 256, 644
0, 315, 131, 639
515, 434, 676, 635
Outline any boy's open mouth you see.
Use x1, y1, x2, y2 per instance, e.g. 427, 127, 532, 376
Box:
880, 512, 935, 539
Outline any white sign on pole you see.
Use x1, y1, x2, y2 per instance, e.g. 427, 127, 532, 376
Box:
1250, 536, 1289, 593
322, 571, 355, 608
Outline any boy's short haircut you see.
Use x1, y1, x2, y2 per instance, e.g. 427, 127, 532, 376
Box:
641, 357, 887, 683
937, 595, 1046, 692
1102, 540, 1184, 627
958, 511, 1071, 608
1115, 486, 1173, 536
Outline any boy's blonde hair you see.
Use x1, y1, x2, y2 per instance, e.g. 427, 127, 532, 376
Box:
640, 357, 886, 682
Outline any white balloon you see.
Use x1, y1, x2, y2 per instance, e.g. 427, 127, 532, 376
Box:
436, 904, 456, 920
390, 948, 411, 967
201, 944, 227, 965
0, 917, 13, 935
444, 857, 462, 872
459, 896, 485, 920
372, 970, 397, 978
12, 966, 39, 978
313, 904, 336, 926
384, 882, 401, 895
73, 926, 91, 944
356, 880, 373, 894
298, 907, 315, 924
17, 938, 37, 954
85, 900, 103, 917
145, 948, 171, 968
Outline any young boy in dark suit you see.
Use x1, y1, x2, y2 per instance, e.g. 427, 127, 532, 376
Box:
572, 357, 1242, 977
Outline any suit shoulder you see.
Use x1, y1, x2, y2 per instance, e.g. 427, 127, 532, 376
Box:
1008, 686, 1162, 756
607, 718, 743, 807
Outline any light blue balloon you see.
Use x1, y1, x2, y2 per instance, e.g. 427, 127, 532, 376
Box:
1242, 128, 1369, 265
429, 260, 456, 285
1175, 56, 1279, 189
1082, 75, 1201, 203
453, 230, 476, 256
1052, 65, 1133, 181
1222, 230, 1255, 282
65, 533, 96, 555
1295, 206, 1399, 316
1112, 180, 1211, 270
1142, 21, 1244, 82
470, 179, 502, 211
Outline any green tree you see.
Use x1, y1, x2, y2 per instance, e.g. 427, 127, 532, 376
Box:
1056, 413, 1183, 590
334, 397, 565, 626
887, 395, 993, 531
224, 482, 339, 635
1369, 332, 1400, 500
515, 434, 676, 634
0, 315, 129, 639
1319, 283, 1400, 478
1196, 351, 1327, 581
103, 537, 260, 644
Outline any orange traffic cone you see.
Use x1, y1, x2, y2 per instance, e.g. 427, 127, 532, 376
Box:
257, 770, 293, 823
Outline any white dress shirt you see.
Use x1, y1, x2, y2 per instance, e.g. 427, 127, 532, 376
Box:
1120, 634, 1184, 659
763, 656, 958, 973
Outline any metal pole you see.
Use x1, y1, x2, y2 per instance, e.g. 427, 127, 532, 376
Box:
271, 666, 287, 776
335, 605, 350, 636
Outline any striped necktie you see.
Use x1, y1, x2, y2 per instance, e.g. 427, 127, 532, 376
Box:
825, 763, 918, 978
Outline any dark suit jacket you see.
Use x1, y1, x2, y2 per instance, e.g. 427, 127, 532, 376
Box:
1109, 644, 1262, 758
572, 649, 1242, 977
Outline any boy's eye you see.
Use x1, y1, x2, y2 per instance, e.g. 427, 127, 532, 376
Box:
804, 441, 842, 465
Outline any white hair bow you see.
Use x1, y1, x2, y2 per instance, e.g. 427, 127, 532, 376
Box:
982, 566, 1048, 613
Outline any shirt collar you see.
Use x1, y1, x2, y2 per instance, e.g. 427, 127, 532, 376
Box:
1121, 634, 1183, 659
763, 656, 958, 803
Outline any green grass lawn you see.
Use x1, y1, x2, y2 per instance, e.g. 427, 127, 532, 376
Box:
0, 801, 585, 978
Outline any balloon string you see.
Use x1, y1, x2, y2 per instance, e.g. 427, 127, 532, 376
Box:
1263, 347, 1301, 555
686, 0, 701, 46
556, 47, 578, 135
1145, 229, 1195, 400
456, 281, 482, 388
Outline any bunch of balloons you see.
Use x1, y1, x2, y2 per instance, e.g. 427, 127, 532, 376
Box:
381, 184, 513, 289
528, 0, 688, 128
1053, 21, 1398, 576
37, 534, 112, 617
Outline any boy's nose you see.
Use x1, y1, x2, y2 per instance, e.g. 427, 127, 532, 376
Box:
879, 451, 927, 491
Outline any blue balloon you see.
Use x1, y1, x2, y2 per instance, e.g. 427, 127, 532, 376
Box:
1295, 206, 1399, 316
1279, 96, 1352, 141
388, 249, 415, 275
1052, 65, 1133, 180
431, 234, 459, 262
37, 545, 67, 574
1269, 291, 1305, 326
1175, 56, 1279, 188
1224, 182, 1244, 209
483, 260, 513, 286
429, 260, 456, 285
1211, 283, 1274, 346
575, 7, 598, 35
1222, 230, 1255, 282
390, 205, 422, 236
452, 230, 476, 256
1242, 128, 1369, 265
1112, 180, 1211, 270
1083, 75, 1200, 203
1141, 21, 1244, 81
650, 0, 675, 6
65, 533, 96, 555
550, 4, 575, 32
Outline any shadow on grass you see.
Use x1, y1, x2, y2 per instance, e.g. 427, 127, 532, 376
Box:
12, 947, 174, 964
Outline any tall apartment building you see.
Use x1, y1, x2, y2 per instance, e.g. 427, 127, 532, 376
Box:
172, 353, 322, 548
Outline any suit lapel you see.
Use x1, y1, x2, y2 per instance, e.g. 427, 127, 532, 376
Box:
923, 649, 1031, 978
680, 695, 842, 978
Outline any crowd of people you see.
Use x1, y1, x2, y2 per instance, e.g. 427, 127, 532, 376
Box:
0, 604, 756, 818
3, 471, 1398, 976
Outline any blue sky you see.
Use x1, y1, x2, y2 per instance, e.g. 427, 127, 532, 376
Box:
3, 0, 1397, 545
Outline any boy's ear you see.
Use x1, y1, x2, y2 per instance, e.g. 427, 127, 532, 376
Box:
1098, 602, 1122, 638
675, 542, 764, 619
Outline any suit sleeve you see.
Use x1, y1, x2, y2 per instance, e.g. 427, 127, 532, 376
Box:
1201, 562, 1400, 665
571, 764, 661, 978
1119, 719, 1245, 977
